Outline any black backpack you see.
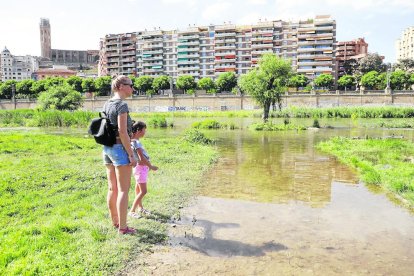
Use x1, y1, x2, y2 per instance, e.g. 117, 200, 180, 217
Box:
88, 112, 117, 146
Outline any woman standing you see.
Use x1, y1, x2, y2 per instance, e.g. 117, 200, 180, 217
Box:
102, 75, 137, 235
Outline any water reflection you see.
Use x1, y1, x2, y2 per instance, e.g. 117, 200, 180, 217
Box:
198, 129, 360, 207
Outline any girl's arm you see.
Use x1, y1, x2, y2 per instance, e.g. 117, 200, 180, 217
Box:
137, 148, 158, 170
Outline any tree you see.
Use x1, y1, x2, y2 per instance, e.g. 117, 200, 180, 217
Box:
342, 58, 359, 76
360, 71, 382, 90
337, 75, 355, 90
356, 53, 386, 76
176, 75, 197, 94
0, 80, 17, 99
313, 74, 333, 89
16, 79, 35, 99
31, 79, 48, 97
215, 72, 237, 92
44, 77, 66, 90
390, 70, 411, 90
134, 76, 154, 94
238, 53, 291, 122
37, 84, 83, 111
81, 78, 96, 93
152, 75, 170, 93
94, 76, 112, 96
197, 77, 216, 93
394, 58, 414, 73
66, 76, 83, 92
288, 74, 309, 90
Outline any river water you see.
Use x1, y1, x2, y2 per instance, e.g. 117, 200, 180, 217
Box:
132, 118, 414, 275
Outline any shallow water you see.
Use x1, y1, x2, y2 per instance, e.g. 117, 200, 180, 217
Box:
127, 118, 414, 275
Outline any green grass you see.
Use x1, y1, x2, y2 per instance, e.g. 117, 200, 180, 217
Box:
317, 137, 414, 206
0, 131, 217, 275
191, 119, 238, 130
2, 107, 414, 128
270, 106, 414, 118
250, 122, 307, 131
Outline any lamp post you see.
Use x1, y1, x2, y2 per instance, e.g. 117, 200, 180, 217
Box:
385, 64, 392, 94
11, 83, 16, 110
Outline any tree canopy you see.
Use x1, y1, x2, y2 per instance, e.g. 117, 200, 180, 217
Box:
238, 53, 291, 122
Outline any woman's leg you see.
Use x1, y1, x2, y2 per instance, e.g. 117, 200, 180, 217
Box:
130, 182, 147, 213
115, 165, 132, 229
105, 164, 118, 226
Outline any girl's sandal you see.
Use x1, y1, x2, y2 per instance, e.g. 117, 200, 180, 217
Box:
140, 208, 152, 216
128, 212, 142, 219
118, 226, 137, 235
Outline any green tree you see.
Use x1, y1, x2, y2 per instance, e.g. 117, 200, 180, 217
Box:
31, 79, 48, 97
44, 77, 66, 90
356, 53, 386, 76
16, 79, 35, 99
361, 71, 382, 89
337, 75, 355, 90
215, 72, 237, 92
134, 76, 154, 94
390, 70, 411, 90
152, 75, 170, 93
313, 74, 333, 89
288, 74, 309, 90
197, 77, 216, 93
238, 53, 291, 122
394, 58, 414, 73
94, 76, 112, 96
0, 80, 17, 99
176, 75, 197, 94
342, 58, 359, 76
37, 84, 84, 111
81, 78, 96, 93
66, 76, 83, 92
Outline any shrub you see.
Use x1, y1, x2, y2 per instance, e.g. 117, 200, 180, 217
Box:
37, 85, 83, 111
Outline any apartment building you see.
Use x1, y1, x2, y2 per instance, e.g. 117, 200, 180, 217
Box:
99, 15, 336, 81
296, 15, 336, 78
396, 26, 414, 60
1, 47, 39, 81
335, 38, 368, 78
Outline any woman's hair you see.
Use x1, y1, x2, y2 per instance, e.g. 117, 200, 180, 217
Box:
131, 121, 147, 133
111, 75, 131, 92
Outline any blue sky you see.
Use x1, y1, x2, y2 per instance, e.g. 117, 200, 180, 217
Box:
0, 0, 412, 63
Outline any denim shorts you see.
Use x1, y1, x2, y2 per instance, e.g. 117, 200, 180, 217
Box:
103, 144, 130, 166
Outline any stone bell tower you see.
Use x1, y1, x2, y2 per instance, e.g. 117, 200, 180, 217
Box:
40, 18, 51, 60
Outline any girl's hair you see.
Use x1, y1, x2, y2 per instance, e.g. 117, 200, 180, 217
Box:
111, 75, 131, 92
131, 121, 147, 133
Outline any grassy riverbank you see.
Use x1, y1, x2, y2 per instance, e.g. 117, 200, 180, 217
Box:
2, 106, 414, 128
318, 137, 414, 206
0, 131, 217, 275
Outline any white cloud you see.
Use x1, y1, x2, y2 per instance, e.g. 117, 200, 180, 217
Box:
162, 0, 197, 7
202, 2, 232, 21
247, 0, 267, 5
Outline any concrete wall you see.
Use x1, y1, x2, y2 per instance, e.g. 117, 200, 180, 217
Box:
1, 92, 414, 111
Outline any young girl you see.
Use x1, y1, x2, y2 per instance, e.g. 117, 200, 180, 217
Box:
129, 121, 158, 219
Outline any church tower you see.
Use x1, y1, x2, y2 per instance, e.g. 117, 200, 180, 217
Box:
40, 18, 51, 59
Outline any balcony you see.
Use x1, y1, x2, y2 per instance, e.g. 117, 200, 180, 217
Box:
177, 60, 199, 65
215, 32, 236, 38
214, 45, 236, 50
178, 66, 200, 71
215, 51, 236, 56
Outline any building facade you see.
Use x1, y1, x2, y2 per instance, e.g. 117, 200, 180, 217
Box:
99, 15, 337, 81
396, 26, 414, 60
1, 47, 39, 81
39, 18, 99, 69
335, 38, 368, 78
